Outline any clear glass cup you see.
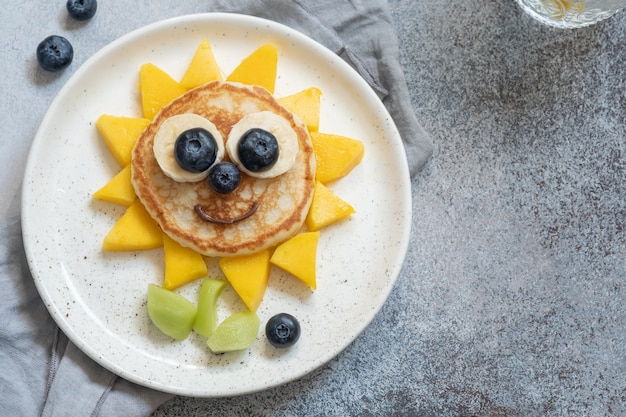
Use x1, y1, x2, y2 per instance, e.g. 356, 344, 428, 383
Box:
515, 0, 626, 28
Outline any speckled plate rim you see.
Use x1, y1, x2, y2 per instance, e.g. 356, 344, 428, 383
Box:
21, 13, 412, 397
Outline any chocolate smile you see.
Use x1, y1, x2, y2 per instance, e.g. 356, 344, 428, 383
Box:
194, 202, 259, 224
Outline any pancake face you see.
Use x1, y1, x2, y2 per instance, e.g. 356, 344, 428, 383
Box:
131, 81, 316, 257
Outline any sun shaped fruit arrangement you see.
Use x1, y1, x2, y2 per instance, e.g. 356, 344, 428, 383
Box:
92, 39, 364, 352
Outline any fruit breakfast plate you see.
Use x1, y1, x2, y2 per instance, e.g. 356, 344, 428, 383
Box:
21, 13, 412, 397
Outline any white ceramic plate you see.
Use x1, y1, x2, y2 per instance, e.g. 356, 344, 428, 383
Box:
22, 13, 411, 397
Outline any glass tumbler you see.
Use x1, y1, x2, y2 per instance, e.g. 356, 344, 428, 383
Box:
515, 0, 626, 28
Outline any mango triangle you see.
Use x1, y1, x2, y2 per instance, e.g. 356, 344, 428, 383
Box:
226, 44, 278, 94
305, 181, 355, 231
95, 114, 150, 167
279, 87, 322, 132
93, 164, 136, 206
310, 132, 365, 184
179, 38, 223, 90
219, 249, 271, 311
270, 231, 320, 289
139, 63, 187, 120
162, 234, 208, 290
102, 200, 163, 251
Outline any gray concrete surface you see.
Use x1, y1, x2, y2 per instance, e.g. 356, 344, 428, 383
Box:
5, 1, 626, 416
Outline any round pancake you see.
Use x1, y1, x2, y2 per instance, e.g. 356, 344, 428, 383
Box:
131, 81, 316, 257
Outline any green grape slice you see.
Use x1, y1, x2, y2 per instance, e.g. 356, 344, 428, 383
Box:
207, 311, 260, 353
147, 284, 197, 341
193, 278, 227, 338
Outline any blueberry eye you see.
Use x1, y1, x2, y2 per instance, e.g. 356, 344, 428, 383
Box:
175, 128, 218, 173
153, 114, 225, 183
237, 128, 279, 172
226, 111, 299, 179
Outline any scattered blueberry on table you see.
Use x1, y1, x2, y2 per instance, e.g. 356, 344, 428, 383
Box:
66, 0, 97, 21
36, 35, 73, 72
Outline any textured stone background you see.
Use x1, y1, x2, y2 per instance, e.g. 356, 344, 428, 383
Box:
158, 1, 626, 416
5, 0, 625, 415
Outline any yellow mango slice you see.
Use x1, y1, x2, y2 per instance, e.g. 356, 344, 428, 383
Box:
162, 234, 208, 290
102, 200, 163, 251
93, 164, 136, 206
219, 249, 271, 311
179, 38, 223, 90
96, 115, 150, 167
279, 87, 322, 132
310, 132, 365, 184
306, 181, 355, 231
226, 44, 278, 94
139, 63, 187, 120
270, 231, 320, 290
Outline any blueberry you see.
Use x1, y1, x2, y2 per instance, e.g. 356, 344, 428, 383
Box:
208, 162, 241, 194
265, 313, 300, 348
174, 128, 218, 173
66, 0, 97, 21
237, 128, 279, 172
36, 35, 73, 72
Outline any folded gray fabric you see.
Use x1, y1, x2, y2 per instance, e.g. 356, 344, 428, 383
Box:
214, 0, 433, 177
1, 2, 432, 417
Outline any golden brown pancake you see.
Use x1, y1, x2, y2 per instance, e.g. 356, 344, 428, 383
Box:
131, 81, 316, 257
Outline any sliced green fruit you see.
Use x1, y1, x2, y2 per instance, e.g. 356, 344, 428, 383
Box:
193, 278, 227, 338
206, 311, 260, 353
147, 284, 197, 341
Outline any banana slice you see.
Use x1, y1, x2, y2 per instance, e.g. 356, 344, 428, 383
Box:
153, 113, 224, 182
226, 111, 298, 179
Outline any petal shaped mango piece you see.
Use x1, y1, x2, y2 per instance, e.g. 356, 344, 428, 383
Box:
179, 38, 223, 90
306, 181, 355, 231
270, 231, 320, 290
310, 132, 364, 184
226, 44, 278, 94
279, 87, 322, 132
162, 234, 208, 290
139, 63, 187, 120
219, 249, 271, 311
96, 115, 150, 167
102, 200, 163, 251
93, 164, 136, 206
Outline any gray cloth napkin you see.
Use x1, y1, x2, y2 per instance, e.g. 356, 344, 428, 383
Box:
213, 0, 433, 177
1, 1, 432, 417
